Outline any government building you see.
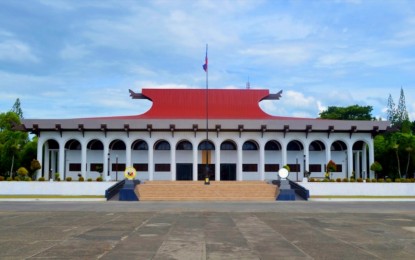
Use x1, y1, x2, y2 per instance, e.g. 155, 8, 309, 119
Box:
21, 88, 389, 182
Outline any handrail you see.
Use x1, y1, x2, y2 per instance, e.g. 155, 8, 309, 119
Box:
288, 180, 310, 200
105, 180, 126, 200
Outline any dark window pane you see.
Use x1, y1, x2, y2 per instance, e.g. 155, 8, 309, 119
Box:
133, 164, 148, 171
265, 164, 279, 172
155, 164, 171, 171
243, 164, 258, 172
69, 163, 81, 171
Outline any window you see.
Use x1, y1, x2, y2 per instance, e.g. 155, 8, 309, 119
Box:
265, 164, 279, 172
176, 141, 192, 150
155, 164, 170, 172
90, 163, 103, 172
220, 141, 236, 150
243, 164, 258, 172
155, 141, 170, 150
133, 164, 148, 171
132, 140, 148, 150
112, 163, 126, 171
198, 141, 215, 150
309, 164, 322, 172
324, 164, 343, 172
243, 141, 258, 150
265, 141, 281, 150
287, 164, 300, 172
69, 163, 81, 171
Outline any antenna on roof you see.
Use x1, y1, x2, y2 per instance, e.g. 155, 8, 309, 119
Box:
246, 76, 250, 89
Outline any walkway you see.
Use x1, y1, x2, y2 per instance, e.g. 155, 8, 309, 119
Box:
0, 201, 414, 259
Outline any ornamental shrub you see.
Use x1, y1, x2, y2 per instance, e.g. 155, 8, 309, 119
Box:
386, 178, 392, 183
66, 177, 72, 182
336, 178, 341, 182
365, 178, 371, 182
378, 179, 384, 183
38, 177, 45, 181
87, 178, 92, 182
371, 178, 377, 183
7, 177, 13, 181
96, 177, 103, 182
309, 178, 315, 182
350, 177, 355, 182
0, 176, 4, 181
78, 176, 85, 182
17, 167, 29, 177
357, 178, 363, 183
329, 179, 335, 182
342, 178, 349, 182
322, 178, 329, 182
395, 178, 401, 183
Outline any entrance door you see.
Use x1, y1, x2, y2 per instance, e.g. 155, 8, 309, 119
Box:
197, 164, 215, 181
176, 163, 193, 180
220, 164, 236, 181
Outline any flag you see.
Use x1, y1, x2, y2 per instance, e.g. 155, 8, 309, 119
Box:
203, 47, 208, 72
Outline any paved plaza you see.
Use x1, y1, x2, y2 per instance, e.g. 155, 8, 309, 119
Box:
0, 201, 414, 259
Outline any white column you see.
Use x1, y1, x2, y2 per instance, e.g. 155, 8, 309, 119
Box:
237, 146, 243, 181
81, 142, 87, 178
171, 147, 176, 181
103, 145, 110, 181
259, 144, 265, 181
126, 143, 132, 168
304, 149, 309, 173
368, 140, 375, 179
44, 143, 50, 179
58, 144, 65, 180
215, 147, 220, 181
355, 151, 361, 179
36, 139, 44, 179
347, 146, 353, 179
281, 144, 287, 167
193, 144, 198, 181
149, 147, 154, 181
362, 146, 367, 179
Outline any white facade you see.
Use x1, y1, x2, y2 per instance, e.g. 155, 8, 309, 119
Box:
36, 129, 375, 182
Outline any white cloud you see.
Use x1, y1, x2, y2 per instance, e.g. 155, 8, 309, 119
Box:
0, 39, 39, 63
60, 44, 89, 60
241, 44, 312, 66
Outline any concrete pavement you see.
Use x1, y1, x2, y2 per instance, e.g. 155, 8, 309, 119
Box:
0, 201, 414, 259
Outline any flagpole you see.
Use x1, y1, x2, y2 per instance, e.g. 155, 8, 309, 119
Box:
204, 44, 210, 185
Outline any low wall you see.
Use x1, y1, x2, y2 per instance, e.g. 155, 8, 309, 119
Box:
0, 182, 116, 196
300, 182, 415, 196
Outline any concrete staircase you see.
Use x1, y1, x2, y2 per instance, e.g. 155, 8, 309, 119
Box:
135, 181, 279, 201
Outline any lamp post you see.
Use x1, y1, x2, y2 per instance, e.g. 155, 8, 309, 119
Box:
116, 155, 118, 181
303, 154, 306, 178
107, 153, 110, 179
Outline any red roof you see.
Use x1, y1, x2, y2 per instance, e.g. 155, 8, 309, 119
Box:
96, 88, 302, 120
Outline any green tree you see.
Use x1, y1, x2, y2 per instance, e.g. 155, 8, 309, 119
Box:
0, 112, 28, 176
10, 98, 23, 119
319, 105, 375, 120
386, 94, 396, 125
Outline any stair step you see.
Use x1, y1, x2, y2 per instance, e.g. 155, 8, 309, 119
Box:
136, 181, 279, 201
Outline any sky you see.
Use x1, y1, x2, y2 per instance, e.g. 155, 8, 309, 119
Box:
0, 0, 415, 120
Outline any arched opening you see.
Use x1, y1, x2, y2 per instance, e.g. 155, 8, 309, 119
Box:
42, 139, 59, 180
153, 140, 171, 180
331, 140, 348, 178
220, 140, 237, 181
131, 140, 149, 180
242, 140, 260, 180
197, 140, 215, 181
308, 140, 326, 178
353, 140, 370, 179
176, 140, 193, 181
287, 140, 304, 180
264, 140, 282, 180
64, 139, 82, 180
87, 139, 104, 180
109, 139, 126, 181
